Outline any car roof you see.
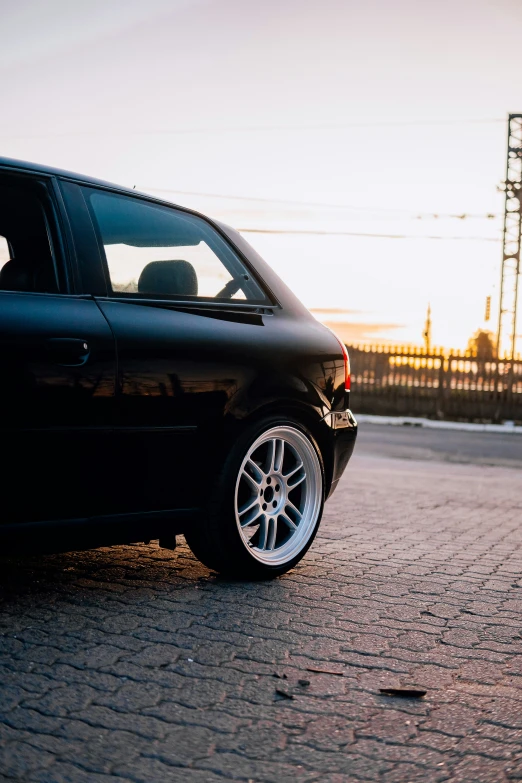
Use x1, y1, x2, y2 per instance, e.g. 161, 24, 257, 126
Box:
0, 155, 168, 203
0, 157, 312, 317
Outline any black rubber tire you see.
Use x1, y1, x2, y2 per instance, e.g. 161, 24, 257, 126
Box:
184, 415, 325, 579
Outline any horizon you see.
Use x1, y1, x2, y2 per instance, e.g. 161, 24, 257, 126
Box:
1, 0, 521, 351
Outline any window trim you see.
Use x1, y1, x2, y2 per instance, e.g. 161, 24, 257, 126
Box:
97, 294, 277, 315
58, 180, 108, 296
79, 184, 277, 308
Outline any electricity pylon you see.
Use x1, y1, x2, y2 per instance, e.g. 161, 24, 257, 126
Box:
497, 114, 522, 360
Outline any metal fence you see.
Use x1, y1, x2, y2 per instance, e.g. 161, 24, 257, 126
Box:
348, 344, 522, 423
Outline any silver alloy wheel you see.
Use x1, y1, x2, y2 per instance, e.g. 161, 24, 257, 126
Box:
234, 425, 322, 566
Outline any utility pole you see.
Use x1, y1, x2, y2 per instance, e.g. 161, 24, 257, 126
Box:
497, 114, 522, 360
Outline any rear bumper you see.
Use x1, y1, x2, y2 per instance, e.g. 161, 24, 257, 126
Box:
322, 409, 358, 498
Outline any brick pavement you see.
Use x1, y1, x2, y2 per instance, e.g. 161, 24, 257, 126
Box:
1, 452, 522, 782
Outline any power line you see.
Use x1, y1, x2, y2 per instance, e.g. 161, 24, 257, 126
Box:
145, 186, 368, 210
144, 186, 501, 220
125, 116, 505, 135
237, 227, 499, 241
0, 116, 504, 141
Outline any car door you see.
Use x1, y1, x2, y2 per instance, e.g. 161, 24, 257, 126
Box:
0, 170, 117, 525
59, 182, 274, 514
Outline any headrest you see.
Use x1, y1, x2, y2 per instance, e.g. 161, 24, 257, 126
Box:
0, 259, 34, 292
137, 260, 198, 297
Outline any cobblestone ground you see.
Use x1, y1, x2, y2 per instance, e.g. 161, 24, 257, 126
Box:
1, 452, 522, 782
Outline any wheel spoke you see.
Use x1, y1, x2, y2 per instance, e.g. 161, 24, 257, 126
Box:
280, 513, 297, 531
274, 439, 285, 473
284, 460, 304, 482
238, 496, 259, 516
257, 516, 268, 549
287, 471, 306, 490
242, 471, 259, 492
285, 500, 303, 522
247, 459, 264, 482
241, 505, 263, 528
265, 439, 276, 474
242, 460, 264, 490
266, 517, 278, 550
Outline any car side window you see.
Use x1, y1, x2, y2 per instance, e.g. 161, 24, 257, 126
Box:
0, 177, 59, 294
84, 189, 268, 304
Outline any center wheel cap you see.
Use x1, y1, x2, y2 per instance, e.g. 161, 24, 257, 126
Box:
263, 474, 285, 514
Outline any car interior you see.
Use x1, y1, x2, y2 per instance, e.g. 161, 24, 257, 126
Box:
86, 188, 265, 301
136, 259, 246, 299
137, 259, 199, 296
0, 177, 58, 294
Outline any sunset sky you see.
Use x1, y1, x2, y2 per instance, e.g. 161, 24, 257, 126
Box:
1, 0, 521, 351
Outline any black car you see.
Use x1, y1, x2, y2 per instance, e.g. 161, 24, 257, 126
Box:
0, 157, 357, 578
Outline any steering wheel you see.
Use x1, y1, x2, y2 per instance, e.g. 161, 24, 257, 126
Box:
216, 274, 249, 299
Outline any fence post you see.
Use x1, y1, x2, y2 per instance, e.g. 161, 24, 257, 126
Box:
493, 359, 503, 423
436, 354, 446, 419
506, 360, 515, 421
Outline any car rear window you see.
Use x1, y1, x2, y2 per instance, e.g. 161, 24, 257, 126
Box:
85, 188, 268, 304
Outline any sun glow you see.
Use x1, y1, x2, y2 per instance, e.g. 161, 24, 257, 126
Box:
1, 0, 518, 350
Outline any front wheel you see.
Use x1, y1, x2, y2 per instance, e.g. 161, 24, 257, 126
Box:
185, 418, 325, 579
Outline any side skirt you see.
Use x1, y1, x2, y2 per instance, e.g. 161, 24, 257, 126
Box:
0, 508, 201, 555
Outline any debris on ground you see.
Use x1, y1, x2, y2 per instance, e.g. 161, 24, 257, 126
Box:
306, 666, 344, 676
298, 679, 310, 687
273, 672, 288, 679
275, 688, 294, 700
379, 687, 427, 698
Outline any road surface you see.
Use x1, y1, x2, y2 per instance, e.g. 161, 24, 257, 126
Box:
1, 424, 521, 782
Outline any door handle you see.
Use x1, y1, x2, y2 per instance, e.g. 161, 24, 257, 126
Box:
45, 338, 90, 366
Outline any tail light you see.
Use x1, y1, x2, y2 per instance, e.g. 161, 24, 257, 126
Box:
329, 329, 351, 392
